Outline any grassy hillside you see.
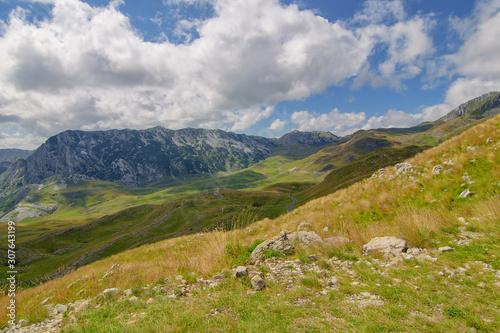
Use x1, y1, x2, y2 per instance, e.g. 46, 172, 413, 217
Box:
1, 114, 499, 332
0, 187, 297, 284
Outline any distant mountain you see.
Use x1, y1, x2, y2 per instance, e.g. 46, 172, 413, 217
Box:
0, 149, 33, 174
439, 91, 500, 122
0, 127, 339, 212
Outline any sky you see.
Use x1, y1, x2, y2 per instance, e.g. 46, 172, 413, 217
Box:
0, 0, 499, 149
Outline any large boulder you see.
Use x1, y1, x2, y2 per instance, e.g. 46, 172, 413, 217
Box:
288, 231, 324, 248
363, 237, 407, 256
249, 231, 294, 264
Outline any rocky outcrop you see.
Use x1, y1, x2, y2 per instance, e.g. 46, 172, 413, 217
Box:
249, 230, 325, 263
288, 231, 324, 248
363, 237, 407, 256
249, 231, 295, 263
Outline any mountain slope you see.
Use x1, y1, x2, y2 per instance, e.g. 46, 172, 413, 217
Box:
2, 111, 499, 332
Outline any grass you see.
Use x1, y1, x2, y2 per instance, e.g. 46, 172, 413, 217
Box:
1, 112, 500, 330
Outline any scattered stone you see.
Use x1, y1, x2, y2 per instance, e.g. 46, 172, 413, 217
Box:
432, 165, 443, 175
102, 288, 119, 295
39, 296, 54, 306
234, 266, 248, 278
123, 289, 132, 297
55, 304, 67, 314
146, 298, 155, 305
459, 189, 474, 199
251, 275, 266, 291
363, 237, 407, 256
247, 290, 257, 295
308, 254, 317, 261
438, 246, 454, 253
323, 227, 330, 233
129, 296, 138, 303
73, 300, 89, 313
467, 146, 477, 152
213, 274, 225, 280
297, 221, 312, 231
407, 248, 425, 256
327, 277, 339, 286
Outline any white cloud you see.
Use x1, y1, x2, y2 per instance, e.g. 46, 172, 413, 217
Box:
353, 15, 436, 90
420, 104, 453, 122
291, 108, 366, 134
353, 0, 405, 24
0, 0, 373, 148
362, 109, 421, 130
268, 118, 285, 131
424, 0, 500, 111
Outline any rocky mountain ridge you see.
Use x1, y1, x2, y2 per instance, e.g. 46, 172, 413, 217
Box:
0, 128, 339, 213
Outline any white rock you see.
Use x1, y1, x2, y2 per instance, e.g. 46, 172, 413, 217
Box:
438, 246, 454, 253
102, 288, 119, 295
234, 266, 248, 278
327, 277, 339, 286
297, 221, 312, 231
459, 189, 473, 198
55, 304, 67, 314
251, 275, 266, 291
363, 237, 407, 255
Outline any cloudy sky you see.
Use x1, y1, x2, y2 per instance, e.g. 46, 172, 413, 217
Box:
0, 0, 499, 149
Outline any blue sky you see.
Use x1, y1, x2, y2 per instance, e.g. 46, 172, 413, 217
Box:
0, 0, 499, 149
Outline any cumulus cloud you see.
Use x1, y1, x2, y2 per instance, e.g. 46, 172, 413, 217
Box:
291, 108, 366, 134
362, 109, 421, 130
445, 0, 500, 104
422, 0, 500, 113
268, 118, 285, 131
0, 0, 372, 148
353, 15, 436, 90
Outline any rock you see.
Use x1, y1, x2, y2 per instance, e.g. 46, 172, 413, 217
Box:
249, 231, 294, 264
288, 231, 324, 248
432, 165, 443, 175
467, 146, 476, 152
323, 227, 330, 232
297, 221, 312, 231
324, 236, 350, 247
395, 162, 413, 174
308, 254, 317, 261
459, 189, 473, 198
146, 298, 155, 305
251, 275, 266, 291
123, 289, 132, 297
55, 304, 67, 314
129, 296, 138, 303
327, 277, 339, 286
363, 237, 407, 256
39, 296, 54, 306
213, 274, 225, 280
103, 288, 119, 295
234, 266, 248, 278
438, 246, 454, 253
72, 300, 89, 313
17, 319, 28, 327
407, 248, 424, 256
